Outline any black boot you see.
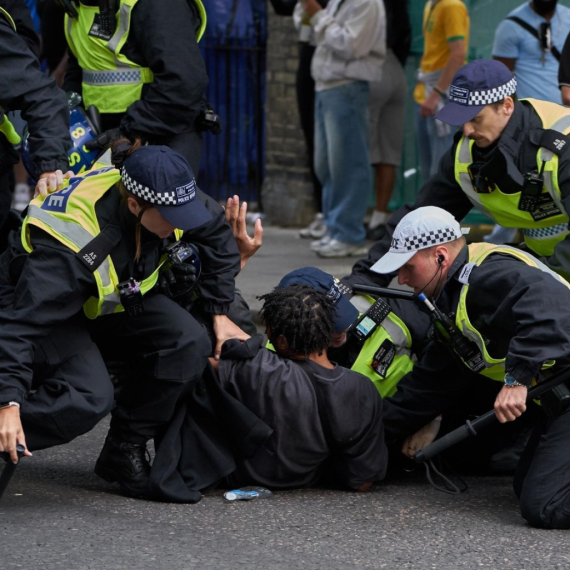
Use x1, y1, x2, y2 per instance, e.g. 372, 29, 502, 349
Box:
94, 434, 151, 498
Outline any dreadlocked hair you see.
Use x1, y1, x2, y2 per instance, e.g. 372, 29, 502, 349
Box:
258, 284, 336, 357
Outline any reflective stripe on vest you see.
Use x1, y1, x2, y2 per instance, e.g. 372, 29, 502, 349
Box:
351, 295, 415, 398
0, 11, 20, 146
454, 99, 570, 257
0, 110, 20, 145
64, 0, 206, 114
21, 168, 183, 319
455, 243, 570, 382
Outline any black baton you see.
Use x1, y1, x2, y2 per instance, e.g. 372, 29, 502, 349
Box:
415, 367, 570, 463
0, 444, 26, 501
351, 284, 417, 302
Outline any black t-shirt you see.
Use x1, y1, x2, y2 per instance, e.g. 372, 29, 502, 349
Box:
219, 348, 387, 490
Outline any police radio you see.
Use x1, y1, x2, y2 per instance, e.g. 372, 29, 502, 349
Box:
165, 241, 197, 265
118, 277, 145, 317
420, 293, 485, 373
349, 298, 391, 344
519, 161, 546, 213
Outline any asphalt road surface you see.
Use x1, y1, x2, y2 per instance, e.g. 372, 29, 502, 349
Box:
2, 226, 569, 569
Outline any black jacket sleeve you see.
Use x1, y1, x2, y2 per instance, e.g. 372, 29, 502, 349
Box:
383, 341, 475, 439
345, 140, 473, 289
467, 254, 570, 385
0, 229, 96, 403
0, 10, 70, 178
3, 0, 40, 56
119, 0, 209, 140
61, 49, 83, 97
184, 189, 241, 315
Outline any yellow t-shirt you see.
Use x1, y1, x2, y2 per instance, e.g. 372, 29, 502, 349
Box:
414, 0, 470, 104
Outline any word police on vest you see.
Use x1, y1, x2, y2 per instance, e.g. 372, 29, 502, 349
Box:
120, 146, 212, 232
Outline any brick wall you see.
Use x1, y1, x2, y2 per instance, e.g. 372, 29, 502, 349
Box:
261, 10, 316, 227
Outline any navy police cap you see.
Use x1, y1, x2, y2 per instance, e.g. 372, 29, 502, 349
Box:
278, 267, 359, 333
120, 145, 212, 232
436, 59, 517, 126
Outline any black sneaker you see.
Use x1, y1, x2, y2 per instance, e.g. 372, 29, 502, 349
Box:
94, 435, 151, 499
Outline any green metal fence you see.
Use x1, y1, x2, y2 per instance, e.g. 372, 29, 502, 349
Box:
389, 0, 570, 223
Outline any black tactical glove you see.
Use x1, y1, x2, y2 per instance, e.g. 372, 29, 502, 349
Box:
84, 127, 122, 152
158, 262, 198, 298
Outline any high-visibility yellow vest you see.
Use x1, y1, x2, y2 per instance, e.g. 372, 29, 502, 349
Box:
64, 0, 207, 114
350, 296, 415, 398
266, 294, 416, 398
0, 8, 21, 146
454, 99, 570, 257
21, 167, 182, 319
455, 242, 570, 382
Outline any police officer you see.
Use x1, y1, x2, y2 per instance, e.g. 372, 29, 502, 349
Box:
347, 58, 570, 288
61, 0, 209, 174
0, 142, 244, 498
0, 0, 70, 231
372, 206, 570, 529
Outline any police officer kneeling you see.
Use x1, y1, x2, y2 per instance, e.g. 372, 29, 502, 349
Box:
373, 206, 570, 529
0, 142, 243, 498
347, 58, 570, 290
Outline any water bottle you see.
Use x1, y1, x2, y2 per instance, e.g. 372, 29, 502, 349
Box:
223, 486, 273, 502
67, 91, 82, 109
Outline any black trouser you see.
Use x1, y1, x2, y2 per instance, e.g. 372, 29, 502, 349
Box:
89, 293, 212, 444
23, 315, 114, 451
514, 406, 570, 529
296, 43, 322, 209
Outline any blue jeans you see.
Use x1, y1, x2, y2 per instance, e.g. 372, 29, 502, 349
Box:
415, 104, 455, 183
314, 81, 371, 245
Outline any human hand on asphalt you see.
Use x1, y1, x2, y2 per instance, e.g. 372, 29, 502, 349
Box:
401, 417, 442, 458
494, 385, 527, 423
0, 406, 32, 464
212, 314, 251, 360
35, 170, 74, 198
225, 195, 263, 270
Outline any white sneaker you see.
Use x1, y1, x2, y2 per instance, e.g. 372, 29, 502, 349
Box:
310, 234, 331, 252
316, 238, 368, 258
299, 213, 327, 239
11, 183, 31, 212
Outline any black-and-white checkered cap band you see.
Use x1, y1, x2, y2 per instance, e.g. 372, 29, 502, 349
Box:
391, 227, 460, 252
121, 167, 178, 205
448, 77, 517, 107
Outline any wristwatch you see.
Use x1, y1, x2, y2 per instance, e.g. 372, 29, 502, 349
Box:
504, 373, 526, 388
0, 401, 20, 410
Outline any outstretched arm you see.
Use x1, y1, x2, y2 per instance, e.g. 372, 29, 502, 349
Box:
225, 195, 263, 270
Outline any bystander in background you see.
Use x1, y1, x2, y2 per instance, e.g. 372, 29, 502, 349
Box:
414, 0, 469, 183
296, 0, 386, 258
367, 0, 411, 240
